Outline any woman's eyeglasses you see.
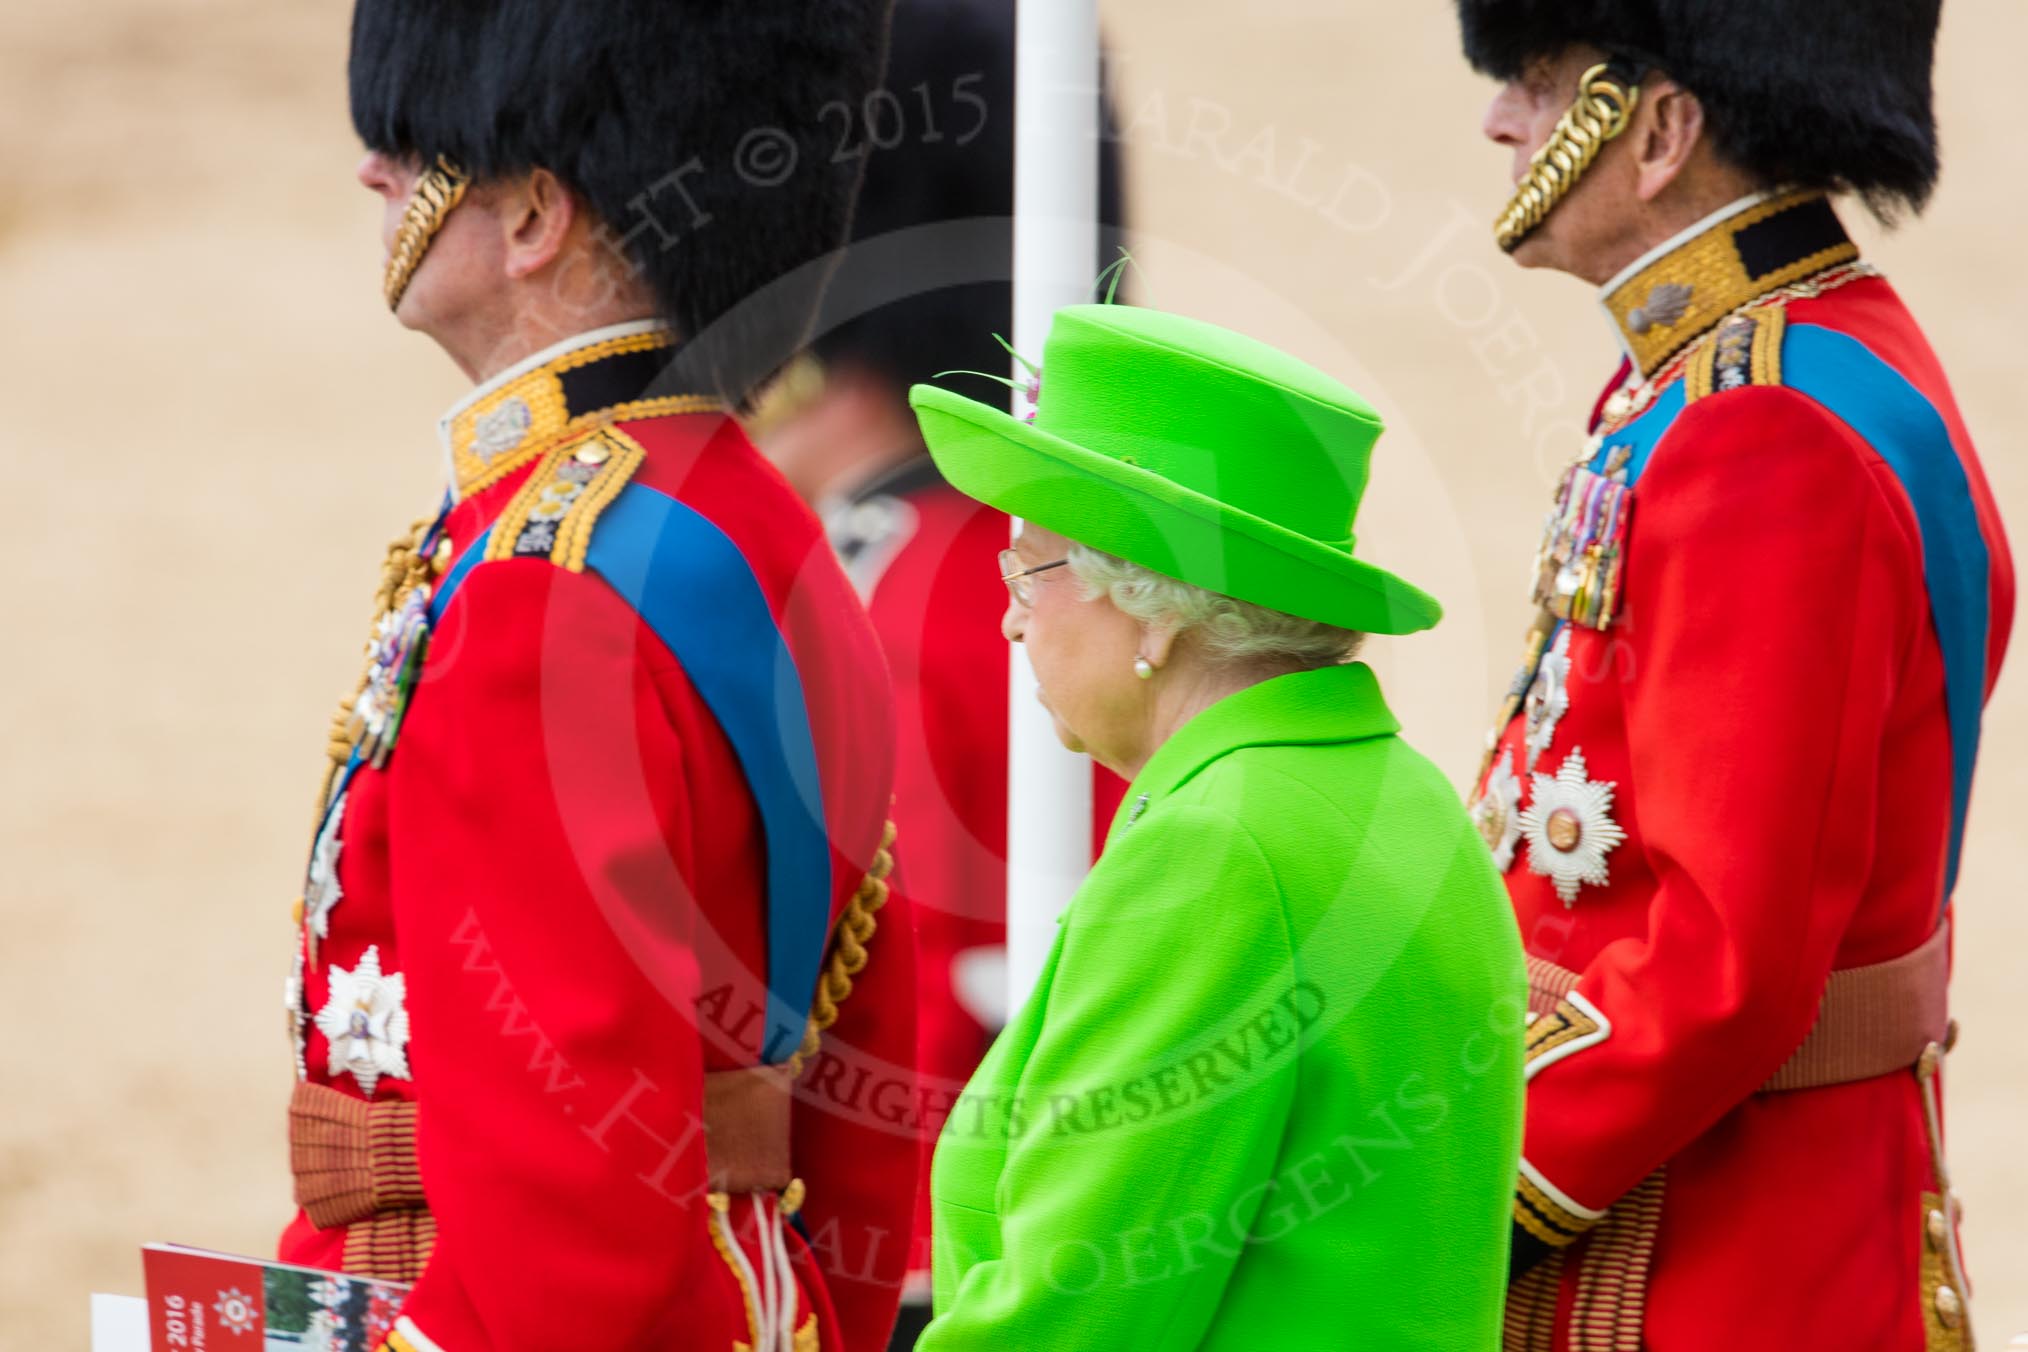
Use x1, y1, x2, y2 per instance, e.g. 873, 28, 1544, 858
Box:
999, 549, 1069, 606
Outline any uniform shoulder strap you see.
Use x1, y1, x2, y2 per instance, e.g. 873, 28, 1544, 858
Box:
482, 426, 646, 572
1683, 308, 1788, 404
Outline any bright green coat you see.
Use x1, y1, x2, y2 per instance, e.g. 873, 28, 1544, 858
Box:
918, 663, 1525, 1349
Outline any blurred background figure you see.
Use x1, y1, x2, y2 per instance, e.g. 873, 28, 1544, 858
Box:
748, 1, 1125, 1342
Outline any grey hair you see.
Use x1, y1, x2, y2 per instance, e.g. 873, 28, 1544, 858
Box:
1065, 543, 1365, 670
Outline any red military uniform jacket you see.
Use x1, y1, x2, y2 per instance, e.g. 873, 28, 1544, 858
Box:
826, 458, 1126, 1290
1469, 193, 2013, 1349
279, 323, 919, 1352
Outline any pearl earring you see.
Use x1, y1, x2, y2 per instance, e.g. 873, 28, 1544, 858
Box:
1134, 656, 1154, 680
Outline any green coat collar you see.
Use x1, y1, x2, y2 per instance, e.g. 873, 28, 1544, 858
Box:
1112, 662, 1401, 839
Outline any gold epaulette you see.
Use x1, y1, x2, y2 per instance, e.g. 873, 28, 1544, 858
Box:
1684, 307, 1787, 404
483, 427, 648, 572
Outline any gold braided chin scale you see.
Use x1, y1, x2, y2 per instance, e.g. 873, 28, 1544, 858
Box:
383, 156, 471, 312
1495, 64, 1641, 254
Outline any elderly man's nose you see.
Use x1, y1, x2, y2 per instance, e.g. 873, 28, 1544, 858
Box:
357, 152, 405, 197
1002, 600, 1026, 643
1483, 85, 1529, 148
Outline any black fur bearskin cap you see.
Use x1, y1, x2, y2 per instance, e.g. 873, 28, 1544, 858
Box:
350, 0, 893, 404
1456, 0, 1943, 218
806, 0, 1126, 413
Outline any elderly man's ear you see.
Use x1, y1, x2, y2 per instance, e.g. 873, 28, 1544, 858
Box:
1631, 77, 1708, 205
497, 168, 578, 280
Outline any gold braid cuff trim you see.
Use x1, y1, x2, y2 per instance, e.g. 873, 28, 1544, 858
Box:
1515, 1164, 1604, 1249
384, 157, 470, 312
1496, 64, 1640, 254
1525, 994, 1610, 1072
1505, 1172, 1665, 1351
786, 820, 898, 1076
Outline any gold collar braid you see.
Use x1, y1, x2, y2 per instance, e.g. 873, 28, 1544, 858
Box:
1496, 63, 1642, 254
383, 156, 471, 312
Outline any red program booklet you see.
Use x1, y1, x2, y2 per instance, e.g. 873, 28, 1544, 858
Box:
140, 1244, 409, 1352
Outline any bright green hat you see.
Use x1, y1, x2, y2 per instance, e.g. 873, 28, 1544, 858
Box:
908, 304, 1442, 635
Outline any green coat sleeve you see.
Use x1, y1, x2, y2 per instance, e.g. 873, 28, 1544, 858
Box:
919, 801, 1301, 1348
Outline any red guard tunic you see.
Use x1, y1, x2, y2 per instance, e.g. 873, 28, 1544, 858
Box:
278, 323, 920, 1352
826, 459, 1126, 1290
1471, 193, 2013, 1350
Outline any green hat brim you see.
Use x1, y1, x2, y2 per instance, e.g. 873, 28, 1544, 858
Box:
911, 385, 1443, 636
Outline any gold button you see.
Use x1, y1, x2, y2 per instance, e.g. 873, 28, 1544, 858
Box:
1926, 1208, 1949, 1252
1546, 807, 1583, 852
574, 443, 611, 467
1917, 1041, 1944, 1081
432, 537, 455, 575
1934, 1283, 1963, 1329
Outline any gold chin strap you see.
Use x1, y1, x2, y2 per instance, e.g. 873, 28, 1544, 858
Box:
382, 155, 471, 312
1495, 63, 1642, 254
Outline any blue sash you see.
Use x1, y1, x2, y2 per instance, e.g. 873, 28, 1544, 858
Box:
429, 482, 832, 1059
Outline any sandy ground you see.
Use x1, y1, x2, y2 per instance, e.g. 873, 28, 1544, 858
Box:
2, 0, 2022, 1345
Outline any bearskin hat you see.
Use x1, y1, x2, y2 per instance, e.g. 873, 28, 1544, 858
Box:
806, 0, 1126, 413
1456, 0, 1943, 217
349, 0, 893, 404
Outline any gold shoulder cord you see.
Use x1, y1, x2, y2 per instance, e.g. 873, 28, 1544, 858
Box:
383, 155, 471, 311
784, 821, 898, 1077
1496, 63, 1642, 254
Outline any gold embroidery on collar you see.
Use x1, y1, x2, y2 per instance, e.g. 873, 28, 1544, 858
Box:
1603, 191, 1859, 378
445, 330, 719, 498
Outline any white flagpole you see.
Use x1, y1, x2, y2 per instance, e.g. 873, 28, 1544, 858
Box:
1006, 0, 1100, 1010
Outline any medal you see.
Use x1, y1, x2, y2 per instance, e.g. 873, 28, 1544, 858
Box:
353, 583, 434, 768
1533, 463, 1633, 630
1471, 757, 1525, 871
